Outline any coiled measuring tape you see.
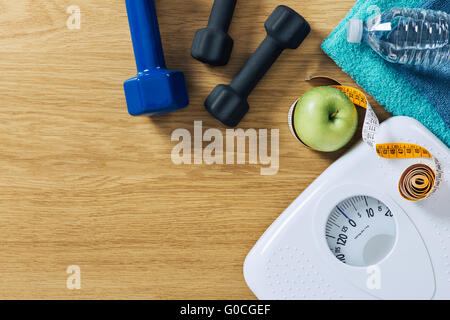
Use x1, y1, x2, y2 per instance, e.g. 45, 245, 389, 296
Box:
289, 83, 442, 202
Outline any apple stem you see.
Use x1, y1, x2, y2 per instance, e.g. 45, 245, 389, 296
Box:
329, 110, 339, 119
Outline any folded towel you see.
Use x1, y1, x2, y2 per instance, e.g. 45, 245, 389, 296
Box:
322, 0, 450, 147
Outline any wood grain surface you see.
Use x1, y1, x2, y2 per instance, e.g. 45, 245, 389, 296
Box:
0, 0, 391, 299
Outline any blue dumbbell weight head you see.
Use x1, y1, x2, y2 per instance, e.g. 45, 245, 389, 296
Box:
124, 0, 189, 116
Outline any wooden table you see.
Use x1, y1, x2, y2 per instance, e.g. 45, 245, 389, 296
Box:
0, 0, 390, 299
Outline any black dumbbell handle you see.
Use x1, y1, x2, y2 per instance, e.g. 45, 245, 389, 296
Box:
207, 0, 237, 32
230, 36, 283, 97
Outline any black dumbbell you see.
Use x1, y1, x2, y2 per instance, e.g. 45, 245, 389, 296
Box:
191, 0, 237, 66
205, 5, 311, 127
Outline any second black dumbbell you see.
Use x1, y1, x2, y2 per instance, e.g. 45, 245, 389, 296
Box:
191, 0, 237, 66
205, 5, 311, 127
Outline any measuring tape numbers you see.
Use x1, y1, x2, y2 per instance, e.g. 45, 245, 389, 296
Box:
289, 83, 443, 202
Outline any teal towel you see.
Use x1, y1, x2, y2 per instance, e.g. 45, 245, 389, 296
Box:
322, 0, 450, 147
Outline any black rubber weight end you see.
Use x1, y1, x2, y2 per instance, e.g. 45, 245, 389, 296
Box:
191, 28, 234, 66
266, 5, 311, 49
204, 5, 312, 127
205, 85, 249, 127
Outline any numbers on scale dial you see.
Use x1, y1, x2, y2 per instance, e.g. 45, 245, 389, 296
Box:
325, 195, 396, 267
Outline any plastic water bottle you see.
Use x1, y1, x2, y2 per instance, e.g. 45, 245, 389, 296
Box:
347, 7, 449, 67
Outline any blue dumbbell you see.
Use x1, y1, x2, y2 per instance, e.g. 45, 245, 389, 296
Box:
124, 0, 189, 116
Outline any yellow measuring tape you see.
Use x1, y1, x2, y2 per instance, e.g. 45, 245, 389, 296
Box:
332, 85, 441, 202
289, 82, 441, 202
331, 85, 440, 202
332, 86, 433, 157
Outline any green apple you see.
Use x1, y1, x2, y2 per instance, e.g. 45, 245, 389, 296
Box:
293, 86, 358, 152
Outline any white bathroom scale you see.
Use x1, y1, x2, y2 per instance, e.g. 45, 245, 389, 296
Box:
244, 116, 450, 300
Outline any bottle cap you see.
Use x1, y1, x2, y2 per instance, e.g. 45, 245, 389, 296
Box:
347, 18, 363, 43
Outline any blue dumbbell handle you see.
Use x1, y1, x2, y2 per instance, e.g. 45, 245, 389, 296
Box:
125, 0, 166, 72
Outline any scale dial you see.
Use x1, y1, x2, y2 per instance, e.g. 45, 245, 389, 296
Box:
325, 195, 396, 267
